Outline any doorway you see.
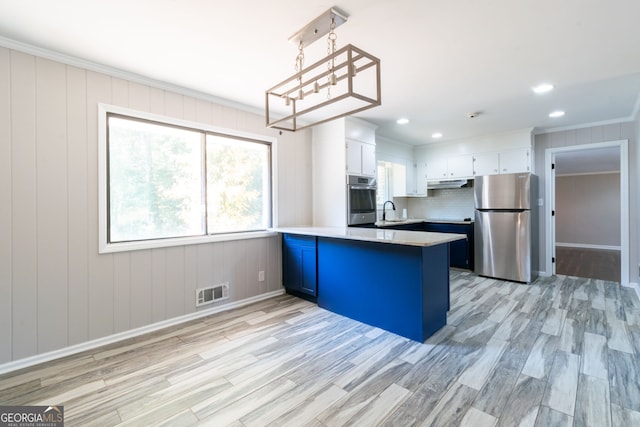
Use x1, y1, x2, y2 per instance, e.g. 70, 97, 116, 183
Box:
545, 140, 629, 284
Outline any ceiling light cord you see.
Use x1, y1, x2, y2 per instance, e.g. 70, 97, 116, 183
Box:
327, 16, 337, 99
296, 41, 305, 101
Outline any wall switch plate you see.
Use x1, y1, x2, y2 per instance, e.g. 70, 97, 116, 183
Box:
258, 270, 265, 282
538, 198, 544, 206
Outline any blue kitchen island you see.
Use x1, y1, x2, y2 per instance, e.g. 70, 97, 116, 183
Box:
273, 227, 465, 342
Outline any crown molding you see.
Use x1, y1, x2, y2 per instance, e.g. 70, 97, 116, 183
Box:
0, 35, 265, 117
533, 116, 636, 135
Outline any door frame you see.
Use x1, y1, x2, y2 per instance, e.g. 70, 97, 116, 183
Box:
544, 139, 629, 285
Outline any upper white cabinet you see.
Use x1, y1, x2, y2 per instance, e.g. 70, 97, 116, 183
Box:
424, 155, 474, 180
416, 161, 428, 194
499, 147, 530, 173
347, 139, 376, 176
473, 152, 500, 176
424, 158, 447, 180
447, 155, 474, 178
345, 117, 377, 177
473, 148, 530, 176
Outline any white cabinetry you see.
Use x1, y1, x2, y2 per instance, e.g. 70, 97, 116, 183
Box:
312, 117, 377, 227
346, 139, 376, 176
447, 155, 474, 178
473, 148, 530, 176
414, 154, 473, 193
425, 155, 473, 180
425, 158, 447, 180
499, 147, 530, 173
473, 152, 499, 176
416, 161, 428, 194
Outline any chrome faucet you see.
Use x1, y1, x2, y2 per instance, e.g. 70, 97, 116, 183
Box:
382, 200, 396, 221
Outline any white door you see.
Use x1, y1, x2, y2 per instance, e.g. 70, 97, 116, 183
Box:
545, 140, 629, 284
550, 153, 557, 275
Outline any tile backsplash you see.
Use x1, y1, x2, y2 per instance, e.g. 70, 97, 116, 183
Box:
403, 187, 475, 220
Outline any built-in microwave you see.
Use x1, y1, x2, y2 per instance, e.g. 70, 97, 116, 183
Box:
347, 175, 377, 225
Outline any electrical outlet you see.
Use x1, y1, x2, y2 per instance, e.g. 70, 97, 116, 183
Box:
258, 270, 265, 282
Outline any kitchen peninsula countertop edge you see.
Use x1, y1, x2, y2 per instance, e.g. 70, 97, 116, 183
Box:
271, 226, 466, 247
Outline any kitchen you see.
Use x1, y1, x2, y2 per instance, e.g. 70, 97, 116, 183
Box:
1, 1, 640, 426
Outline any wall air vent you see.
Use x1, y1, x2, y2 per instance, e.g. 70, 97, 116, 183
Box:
196, 283, 229, 307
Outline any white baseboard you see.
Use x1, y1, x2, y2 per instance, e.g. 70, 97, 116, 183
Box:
555, 242, 621, 251
0, 289, 285, 376
622, 281, 640, 299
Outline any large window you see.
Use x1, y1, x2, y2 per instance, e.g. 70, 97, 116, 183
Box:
99, 104, 274, 252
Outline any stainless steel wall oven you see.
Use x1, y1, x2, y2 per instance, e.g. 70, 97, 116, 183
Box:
347, 175, 377, 225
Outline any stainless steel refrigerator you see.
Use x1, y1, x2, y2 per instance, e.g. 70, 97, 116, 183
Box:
474, 172, 538, 283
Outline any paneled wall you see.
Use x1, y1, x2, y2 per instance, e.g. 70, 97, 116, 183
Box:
0, 46, 313, 364
534, 122, 638, 282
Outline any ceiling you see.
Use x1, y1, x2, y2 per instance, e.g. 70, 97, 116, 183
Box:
1, 0, 639, 146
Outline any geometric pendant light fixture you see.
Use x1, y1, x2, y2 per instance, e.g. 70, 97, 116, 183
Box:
266, 7, 382, 131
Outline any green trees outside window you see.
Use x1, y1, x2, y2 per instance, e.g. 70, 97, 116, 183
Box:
107, 114, 271, 244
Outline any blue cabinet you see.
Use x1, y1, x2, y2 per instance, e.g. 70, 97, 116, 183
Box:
376, 222, 474, 270
317, 237, 449, 342
282, 234, 317, 301
423, 222, 474, 270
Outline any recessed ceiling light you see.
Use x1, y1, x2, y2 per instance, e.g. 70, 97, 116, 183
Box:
396, 118, 409, 125
532, 83, 554, 94
432, 132, 443, 138
549, 110, 565, 118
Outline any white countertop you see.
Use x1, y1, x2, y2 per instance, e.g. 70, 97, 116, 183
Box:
271, 226, 466, 247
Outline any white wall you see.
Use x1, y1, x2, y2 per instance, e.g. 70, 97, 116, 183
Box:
312, 119, 347, 227
0, 46, 313, 365
555, 173, 621, 248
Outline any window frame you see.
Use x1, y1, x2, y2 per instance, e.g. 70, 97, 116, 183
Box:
98, 103, 278, 254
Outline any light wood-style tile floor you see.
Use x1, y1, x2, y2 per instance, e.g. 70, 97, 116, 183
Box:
1, 272, 640, 426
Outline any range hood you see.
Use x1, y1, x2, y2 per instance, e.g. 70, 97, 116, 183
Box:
427, 179, 473, 190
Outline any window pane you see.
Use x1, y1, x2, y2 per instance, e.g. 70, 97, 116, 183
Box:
376, 162, 388, 205
108, 116, 204, 242
206, 135, 270, 233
